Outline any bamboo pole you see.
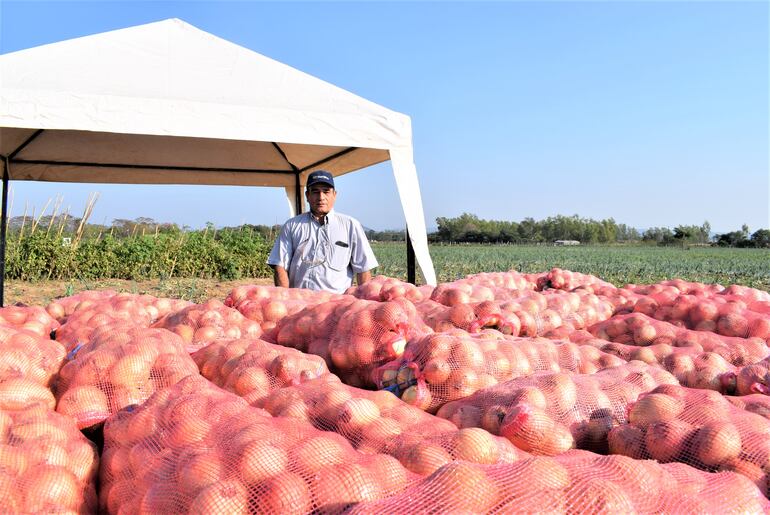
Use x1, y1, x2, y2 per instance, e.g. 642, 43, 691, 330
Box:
30, 197, 52, 236
18, 202, 29, 242
46, 195, 63, 237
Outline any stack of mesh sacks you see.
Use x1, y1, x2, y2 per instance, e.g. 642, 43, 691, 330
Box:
373, 330, 625, 412
582, 312, 769, 390
0, 402, 100, 513
435, 361, 678, 455
152, 299, 262, 352
55, 325, 199, 429
347, 451, 770, 513
100, 376, 418, 514
345, 275, 434, 303
192, 338, 329, 404
609, 384, 770, 497
267, 296, 431, 388
225, 284, 343, 335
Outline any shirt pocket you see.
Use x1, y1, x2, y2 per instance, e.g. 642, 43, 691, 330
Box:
328, 241, 351, 271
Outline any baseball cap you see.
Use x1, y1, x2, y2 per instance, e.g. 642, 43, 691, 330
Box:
306, 170, 335, 189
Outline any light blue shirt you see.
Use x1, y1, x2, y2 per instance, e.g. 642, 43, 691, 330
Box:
268, 210, 378, 294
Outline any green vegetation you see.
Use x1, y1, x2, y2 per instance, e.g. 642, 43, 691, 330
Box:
371, 242, 770, 291
6, 228, 272, 282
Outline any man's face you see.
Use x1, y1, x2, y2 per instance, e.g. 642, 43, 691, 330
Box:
306, 183, 336, 217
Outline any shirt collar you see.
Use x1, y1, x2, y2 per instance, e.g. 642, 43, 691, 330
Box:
308, 209, 335, 226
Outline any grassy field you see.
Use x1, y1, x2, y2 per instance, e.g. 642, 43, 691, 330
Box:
5, 242, 768, 306
372, 243, 770, 291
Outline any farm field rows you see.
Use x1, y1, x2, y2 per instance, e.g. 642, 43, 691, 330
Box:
373, 243, 770, 291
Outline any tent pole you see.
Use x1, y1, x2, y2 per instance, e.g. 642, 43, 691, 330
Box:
0, 158, 9, 307
406, 228, 416, 285
294, 173, 302, 215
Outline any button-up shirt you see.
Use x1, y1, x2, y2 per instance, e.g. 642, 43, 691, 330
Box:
268, 210, 378, 293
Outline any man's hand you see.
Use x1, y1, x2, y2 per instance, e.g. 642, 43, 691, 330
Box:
356, 270, 372, 286
272, 265, 290, 288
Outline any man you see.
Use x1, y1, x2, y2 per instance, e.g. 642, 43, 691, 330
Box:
268, 170, 378, 293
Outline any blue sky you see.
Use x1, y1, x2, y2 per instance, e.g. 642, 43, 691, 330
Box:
1, 1, 768, 233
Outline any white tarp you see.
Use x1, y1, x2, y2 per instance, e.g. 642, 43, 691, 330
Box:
0, 18, 437, 284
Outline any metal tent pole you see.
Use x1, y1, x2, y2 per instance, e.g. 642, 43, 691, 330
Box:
406, 228, 416, 285
295, 172, 302, 215
0, 158, 9, 307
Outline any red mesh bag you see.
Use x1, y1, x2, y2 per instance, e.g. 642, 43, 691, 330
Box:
628, 279, 724, 297
719, 284, 770, 303
0, 402, 99, 513
254, 374, 526, 475
728, 394, 770, 420
722, 356, 770, 396
130, 294, 193, 324
415, 299, 521, 335
345, 275, 433, 303
55, 294, 154, 351
429, 270, 539, 306
100, 376, 416, 514
373, 331, 625, 413
46, 289, 118, 323
224, 283, 340, 308
225, 285, 342, 335
271, 297, 431, 388
0, 305, 60, 336
539, 267, 616, 291
192, 338, 328, 404
608, 384, 770, 496
0, 324, 66, 387
152, 299, 262, 352
572, 331, 740, 391
348, 451, 770, 513
0, 377, 56, 410
435, 361, 678, 456
55, 326, 199, 429
589, 312, 769, 365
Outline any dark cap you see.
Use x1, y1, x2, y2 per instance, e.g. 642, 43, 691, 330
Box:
306, 170, 335, 189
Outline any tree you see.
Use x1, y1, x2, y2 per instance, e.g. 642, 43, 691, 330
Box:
750, 229, 770, 248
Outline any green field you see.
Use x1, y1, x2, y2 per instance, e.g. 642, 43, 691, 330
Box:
372, 243, 770, 291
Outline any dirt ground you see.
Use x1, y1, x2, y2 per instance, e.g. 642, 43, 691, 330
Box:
4, 277, 274, 307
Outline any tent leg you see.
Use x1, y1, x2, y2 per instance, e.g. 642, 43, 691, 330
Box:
406, 228, 416, 285
294, 173, 302, 215
0, 159, 8, 307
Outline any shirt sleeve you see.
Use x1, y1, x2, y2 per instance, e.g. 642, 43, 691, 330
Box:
267, 222, 293, 269
349, 220, 379, 274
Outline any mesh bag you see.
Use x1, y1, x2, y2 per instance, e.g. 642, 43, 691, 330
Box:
608, 384, 770, 497
192, 338, 328, 404
0, 324, 66, 387
55, 326, 199, 429
271, 297, 431, 389
429, 270, 539, 306
254, 374, 526, 475
0, 305, 60, 337
224, 283, 341, 308
46, 289, 118, 323
152, 299, 262, 352
415, 299, 521, 335
0, 402, 99, 513
55, 295, 154, 351
572, 331, 741, 391
130, 294, 194, 324
719, 284, 770, 303
589, 312, 769, 366
722, 357, 770, 396
728, 394, 770, 421
373, 331, 625, 413
345, 275, 434, 303
627, 279, 724, 297
538, 267, 616, 292
225, 285, 342, 335
435, 361, 678, 456
347, 451, 770, 513
0, 377, 56, 410
100, 375, 417, 514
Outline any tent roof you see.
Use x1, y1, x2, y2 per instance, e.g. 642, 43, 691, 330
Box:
0, 18, 409, 186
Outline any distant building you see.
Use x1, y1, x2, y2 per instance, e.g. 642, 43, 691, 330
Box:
554, 240, 580, 246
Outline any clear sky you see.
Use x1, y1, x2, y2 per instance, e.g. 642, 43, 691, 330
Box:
1, 1, 768, 233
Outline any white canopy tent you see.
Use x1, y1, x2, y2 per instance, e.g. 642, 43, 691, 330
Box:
0, 18, 436, 303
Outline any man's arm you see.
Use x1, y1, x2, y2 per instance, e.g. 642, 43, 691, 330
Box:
272, 265, 290, 288
356, 270, 372, 286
